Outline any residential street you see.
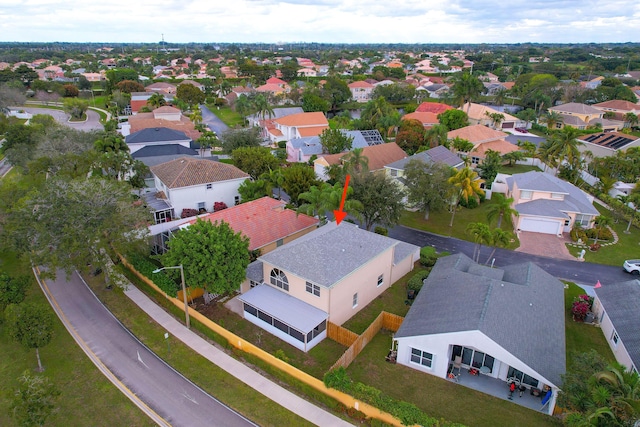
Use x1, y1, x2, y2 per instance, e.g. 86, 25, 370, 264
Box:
21, 107, 104, 132
200, 104, 229, 135
36, 270, 256, 427
388, 225, 631, 286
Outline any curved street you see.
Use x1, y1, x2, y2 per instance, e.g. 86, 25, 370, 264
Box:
200, 104, 229, 135
21, 106, 104, 131
388, 225, 630, 286
36, 269, 256, 427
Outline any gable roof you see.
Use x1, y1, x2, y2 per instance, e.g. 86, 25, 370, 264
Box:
274, 111, 328, 127
132, 144, 197, 158
592, 100, 640, 111
125, 127, 190, 144
348, 81, 374, 88
472, 139, 521, 157
395, 253, 566, 387
402, 111, 439, 126
318, 142, 407, 171
461, 102, 519, 122
385, 145, 463, 170
507, 171, 599, 216
260, 221, 417, 288
549, 102, 602, 115
415, 102, 453, 114
447, 124, 508, 144
150, 156, 249, 189
187, 197, 318, 251
595, 279, 640, 370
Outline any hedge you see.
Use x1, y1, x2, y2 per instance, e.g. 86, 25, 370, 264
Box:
126, 253, 180, 297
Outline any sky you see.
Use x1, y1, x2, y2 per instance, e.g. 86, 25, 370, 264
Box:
1, 0, 640, 44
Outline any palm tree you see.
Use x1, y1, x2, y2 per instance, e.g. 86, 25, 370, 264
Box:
147, 92, 166, 109
592, 215, 612, 246
448, 167, 484, 227
485, 111, 505, 129
484, 228, 513, 265
234, 95, 252, 123
624, 112, 639, 129
517, 140, 537, 166
342, 148, 369, 175
466, 222, 491, 262
618, 193, 640, 234
550, 126, 583, 170
451, 72, 484, 113
592, 363, 640, 424
254, 93, 274, 120
486, 193, 518, 228
536, 139, 560, 173
297, 185, 326, 219
452, 137, 474, 154
540, 111, 564, 130
260, 167, 285, 200
189, 105, 202, 127
424, 124, 448, 149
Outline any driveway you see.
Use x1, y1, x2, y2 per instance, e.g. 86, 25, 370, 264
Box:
21, 107, 103, 132
515, 231, 577, 261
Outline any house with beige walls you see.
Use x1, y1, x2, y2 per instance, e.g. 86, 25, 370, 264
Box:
268, 112, 329, 144
239, 222, 420, 351
348, 80, 374, 102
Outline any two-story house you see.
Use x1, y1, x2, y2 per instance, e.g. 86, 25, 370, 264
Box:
547, 103, 614, 131
268, 112, 329, 144
287, 129, 384, 164
348, 81, 374, 103
239, 222, 420, 351
447, 125, 520, 167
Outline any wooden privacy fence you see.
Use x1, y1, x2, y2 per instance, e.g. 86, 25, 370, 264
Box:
330, 311, 404, 371
327, 322, 359, 347
119, 255, 407, 427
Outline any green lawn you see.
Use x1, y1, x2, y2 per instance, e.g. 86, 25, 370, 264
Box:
0, 251, 152, 427
206, 105, 244, 128
497, 163, 542, 175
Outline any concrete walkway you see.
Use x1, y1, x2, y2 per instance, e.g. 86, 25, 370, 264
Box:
123, 285, 353, 427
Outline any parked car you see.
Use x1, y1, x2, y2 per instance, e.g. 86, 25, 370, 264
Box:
514, 127, 528, 133
623, 259, 640, 275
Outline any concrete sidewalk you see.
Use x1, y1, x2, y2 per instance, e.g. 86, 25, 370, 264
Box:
123, 285, 353, 427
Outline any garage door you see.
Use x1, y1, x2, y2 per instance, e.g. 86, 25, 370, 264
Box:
502, 122, 514, 129
519, 217, 561, 234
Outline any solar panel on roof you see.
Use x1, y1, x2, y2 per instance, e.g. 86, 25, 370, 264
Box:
584, 134, 600, 142
598, 135, 616, 144
608, 137, 633, 150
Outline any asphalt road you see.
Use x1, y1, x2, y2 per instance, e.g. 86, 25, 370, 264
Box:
200, 104, 230, 135
388, 225, 631, 286
38, 270, 256, 427
0, 157, 11, 177
21, 107, 104, 132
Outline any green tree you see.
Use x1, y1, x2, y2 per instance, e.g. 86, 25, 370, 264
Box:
281, 164, 320, 207
592, 215, 612, 245
146, 92, 166, 109
232, 146, 280, 180
189, 105, 203, 128
448, 167, 484, 227
163, 219, 249, 295
10, 371, 60, 427
502, 150, 525, 166
478, 149, 503, 184
515, 108, 538, 129
1, 123, 42, 168
342, 148, 369, 175
94, 134, 128, 153
360, 96, 397, 134
624, 112, 639, 129
5, 303, 54, 372
486, 193, 518, 228
105, 68, 139, 93
437, 109, 469, 131
321, 76, 351, 113
540, 110, 564, 130
484, 228, 513, 264
221, 127, 262, 153
62, 97, 89, 119
451, 71, 484, 113
260, 167, 285, 200
319, 128, 353, 154
238, 179, 270, 203
517, 140, 537, 165
466, 222, 491, 262
301, 92, 330, 113
396, 119, 426, 155
485, 111, 505, 129
176, 83, 205, 108
350, 172, 404, 231
0, 273, 30, 313
424, 124, 448, 149
115, 80, 145, 94
403, 159, 454, 220
549, 126, 584, 172
452, 136, 474, 154
298, 182, 362, 222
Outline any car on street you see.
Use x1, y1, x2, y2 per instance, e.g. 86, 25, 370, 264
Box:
623, 259, 640, 275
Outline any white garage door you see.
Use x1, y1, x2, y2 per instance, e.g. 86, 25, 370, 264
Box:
519, 217, 561, 234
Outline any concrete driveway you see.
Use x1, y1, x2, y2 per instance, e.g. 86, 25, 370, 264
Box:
515, 231, 577, 261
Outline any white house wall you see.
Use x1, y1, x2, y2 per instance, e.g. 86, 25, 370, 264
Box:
162, 178, 245, 214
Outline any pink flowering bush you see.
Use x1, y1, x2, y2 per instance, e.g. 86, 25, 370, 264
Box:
571, 294, 594, 322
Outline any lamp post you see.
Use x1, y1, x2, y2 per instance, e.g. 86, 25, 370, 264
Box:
152, 264, 190, 329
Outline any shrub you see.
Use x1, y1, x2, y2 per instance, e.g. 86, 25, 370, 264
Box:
323, 367, 353, 392
585, 227, 612, 241
420, 246, 438, 267
459, 196, 479, 209
125, 253, 179, 297
213, 201, 228, 212
277, 141, 287, 149
374, 226, 388, 236
408, 270, 430, 293
273, 349, 289, 363
181, 208, 198, 218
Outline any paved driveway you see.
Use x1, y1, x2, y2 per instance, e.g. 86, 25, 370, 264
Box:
514, 231, 577, 260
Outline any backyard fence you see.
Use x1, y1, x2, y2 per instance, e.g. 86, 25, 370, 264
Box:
327, 322, 359, 347
330, 311, 404, 371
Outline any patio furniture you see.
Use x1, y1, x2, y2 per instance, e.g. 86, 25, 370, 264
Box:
452, 356, 462, 375
385, 350, 397, 364
468, 367, 479, 376
479, 366, 491, 375
531, 387, 541, 397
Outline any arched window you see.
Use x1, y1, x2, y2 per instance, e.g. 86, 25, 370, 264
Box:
270, 268, 289, 291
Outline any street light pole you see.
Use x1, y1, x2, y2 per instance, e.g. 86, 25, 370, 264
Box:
152, 264, 190, 329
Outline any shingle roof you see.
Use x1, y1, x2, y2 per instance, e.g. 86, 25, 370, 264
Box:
187, 197, 319, 251
132, 144, 197, 158
447, 124, 508, 145
549, 102, 602, 115
318, 142, 407, 171
125, 127, 190, 144
595, 280, 640, 370
259, 221, 418, 288
150, 156, 249, 189
385, 145, 462, 170
395, 253, 566, 386
592, 100, 640, 111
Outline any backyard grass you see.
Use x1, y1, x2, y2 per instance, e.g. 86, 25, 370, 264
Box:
0, 251, 152, 427
86, 272, 317, 427
497, 163, 542, 175
207, 105, 244, 128
400, 199, 520, 249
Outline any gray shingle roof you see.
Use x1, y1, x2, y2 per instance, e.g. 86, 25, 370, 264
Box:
385, 145, 463, 170
246, 260, 264, 283
259, 222, 418, 288
125, 127, 190, 144
595, 279, 640, 370
395, 253, 566, 386
132, 144, 197, 158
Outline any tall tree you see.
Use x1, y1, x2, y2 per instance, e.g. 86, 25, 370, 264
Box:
478, 149, 503, 184
260, 167, 285, 200
146, 92, 166, 109
342, 148, 369, 175
231, 146, 280, 180
176, 83, 205, 108
5, 303, 54, 372
10, 371, 60, 427
221, 127, 262, 153
437, 109, 469, 131
62, 98, 89, 119
319, 128, 353, 154
484, 228, 513, 264
424, 124, 448, 149
163, 219, 249, 295
350, 173, 404, 231
403, 159, 454, 220
281, 164, 319, 207
237, 179, 270, 203
485, 193, 518, 228
466, 222, 491, 262
540, 110, 564, 130
549, 126, 584, 173
451, 71, 484, 113
396, 119, 426, 155
448, 167, 484, 227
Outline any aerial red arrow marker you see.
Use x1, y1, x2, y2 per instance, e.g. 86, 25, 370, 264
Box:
333, 174, 351, 225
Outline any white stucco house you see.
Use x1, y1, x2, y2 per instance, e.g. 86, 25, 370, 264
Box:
149, 156, 249, 221
394, 253, 566, 415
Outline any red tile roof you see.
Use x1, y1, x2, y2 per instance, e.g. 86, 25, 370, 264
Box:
150, 157, 249, 189
318, 142, 407, 171
416, 102, 453, 114
188, 197, 319, 250
402, 111, 439, 126
274, 111, 328, 127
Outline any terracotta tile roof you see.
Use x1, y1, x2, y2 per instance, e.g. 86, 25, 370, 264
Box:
188, 197, 318, 251
150, 157, 248, 189
447, 124, 508, 145
415, 102, 453, 114
501, 82, 515, 90
298, 125, 329, 137
274, 112, 328, 127
592, 100, 640, 112
348, 81, 374, 88
318, 142, 407, 171
402, 111, 439, 126
266, 77, 287, 85
461, 103, 519, 122
153, 106, 181, 114
269, 128, 283, 137
472, 139, 520, 157
256, 83, 286, 93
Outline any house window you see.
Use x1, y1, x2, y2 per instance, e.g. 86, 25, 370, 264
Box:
564, 219, 570, 227
507, 366, 539, 388
276, 238, 284, 247
270, 268, 289, 292
197, 202, 206, 211
306, 281, 320, 297
520, 190, 532, 200
377, 274, 384, 287
390, 169, 398, 177
612, 331, 619, 347
234, 196, 240, 205
471, 156, 480, 165
575, 214, 591, 227
451, 345, 495, 373
352, 293, 358, 308
206, 183, 212, 190
410, 348, 433, 368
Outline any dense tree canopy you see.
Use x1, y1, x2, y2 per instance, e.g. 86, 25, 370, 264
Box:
319, 128, 353, 154
403, 159, 454, 220
350, 172, 405, 231
231, 146, 280, 180
437, 109, 469, 131
220, 127, 262, 153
